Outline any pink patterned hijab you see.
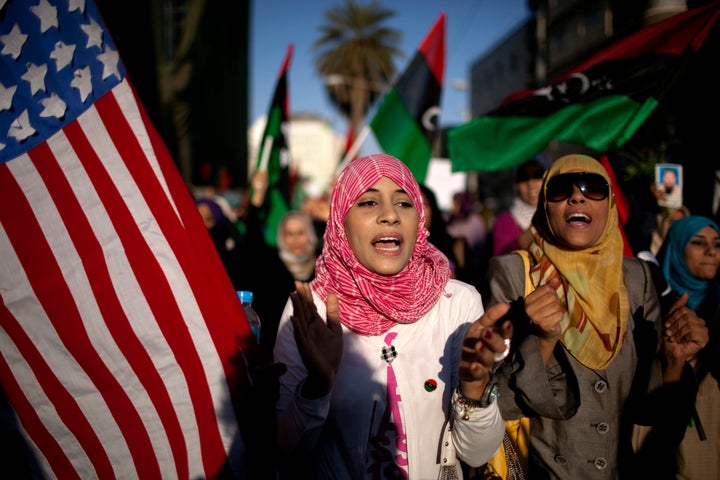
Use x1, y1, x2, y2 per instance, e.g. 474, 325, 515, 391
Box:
310, 154, 451, 336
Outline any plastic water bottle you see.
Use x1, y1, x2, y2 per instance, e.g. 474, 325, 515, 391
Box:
237, 290, 261, 343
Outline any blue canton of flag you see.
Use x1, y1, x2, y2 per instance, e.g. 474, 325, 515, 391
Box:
0, 0, 123, 162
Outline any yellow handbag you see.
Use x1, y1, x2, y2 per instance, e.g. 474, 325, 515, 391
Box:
484, 250, 533, 480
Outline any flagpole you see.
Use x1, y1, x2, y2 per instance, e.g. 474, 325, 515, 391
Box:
336, 125, 371, 175
258, 135, 273, 172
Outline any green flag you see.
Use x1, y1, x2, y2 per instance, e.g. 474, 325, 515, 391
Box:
254, 44, 294, 247
449, 2, 720, 172
370, 13, 445, 183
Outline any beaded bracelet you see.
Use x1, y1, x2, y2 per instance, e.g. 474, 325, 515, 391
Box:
455, 379, 500, 420
455, 391, 477, 420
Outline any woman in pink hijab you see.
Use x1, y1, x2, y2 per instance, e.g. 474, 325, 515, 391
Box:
274, 154, 512, 479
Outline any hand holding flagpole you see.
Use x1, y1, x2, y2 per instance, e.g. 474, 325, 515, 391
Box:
252, 43, 294, 247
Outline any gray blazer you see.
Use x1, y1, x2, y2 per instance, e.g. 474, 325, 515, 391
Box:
487, 253, 663, 480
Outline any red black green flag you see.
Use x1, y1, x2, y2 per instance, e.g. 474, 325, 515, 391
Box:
449, 2, 720, 172
370, 13, 445, 183
600, 155, 634, 257
254, 44, 294, 247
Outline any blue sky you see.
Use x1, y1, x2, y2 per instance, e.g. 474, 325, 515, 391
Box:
250, 0, 532, 132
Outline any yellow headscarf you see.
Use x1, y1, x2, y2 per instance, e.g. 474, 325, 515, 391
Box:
527, 154, 628, 370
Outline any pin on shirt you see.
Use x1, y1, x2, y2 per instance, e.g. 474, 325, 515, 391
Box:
381, 345, 398, 364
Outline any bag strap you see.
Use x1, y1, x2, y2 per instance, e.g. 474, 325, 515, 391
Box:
513, 250, 535, 297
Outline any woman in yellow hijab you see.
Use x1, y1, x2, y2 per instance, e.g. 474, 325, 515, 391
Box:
484, 154, 707, 479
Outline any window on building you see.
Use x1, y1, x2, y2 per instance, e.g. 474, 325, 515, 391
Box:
509, 53, 519, 73
495, 60, 504, 79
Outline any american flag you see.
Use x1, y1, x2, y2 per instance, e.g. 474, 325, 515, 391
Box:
0, 1, 254, 478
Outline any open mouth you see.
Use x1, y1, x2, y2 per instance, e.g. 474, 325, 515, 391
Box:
566, 213, 591, 224
372, 236, 401, 252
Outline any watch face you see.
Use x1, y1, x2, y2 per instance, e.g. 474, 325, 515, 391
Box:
488, 384, 500, 402
479, 382, 500, 408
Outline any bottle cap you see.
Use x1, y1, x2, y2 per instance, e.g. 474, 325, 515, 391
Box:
237, 290, 253, 303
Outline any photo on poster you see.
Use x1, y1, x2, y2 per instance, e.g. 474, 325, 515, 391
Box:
655, 163, 683, 208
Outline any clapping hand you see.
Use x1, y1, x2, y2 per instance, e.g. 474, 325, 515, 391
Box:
290, 281, 343, 398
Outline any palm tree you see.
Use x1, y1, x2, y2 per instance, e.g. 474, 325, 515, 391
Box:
313, 0, 403, 137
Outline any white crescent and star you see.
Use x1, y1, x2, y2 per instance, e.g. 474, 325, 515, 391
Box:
421, 106, 441, 130
532, 72, 591, 102
569, 73, 590, 94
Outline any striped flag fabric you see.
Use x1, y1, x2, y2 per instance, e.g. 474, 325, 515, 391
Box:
0, 1, 256, 478
370, 13, 445, 184
600, 155, 634, 257
253, 44, 294, 248
449, 2, 720, 172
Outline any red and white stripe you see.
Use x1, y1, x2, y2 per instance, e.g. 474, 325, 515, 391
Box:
0, 79, 253, 479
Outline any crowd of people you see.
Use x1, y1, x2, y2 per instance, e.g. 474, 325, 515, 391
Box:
191, 151, 718, 480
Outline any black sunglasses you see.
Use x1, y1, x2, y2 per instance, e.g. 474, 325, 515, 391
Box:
545, 172, 609, 202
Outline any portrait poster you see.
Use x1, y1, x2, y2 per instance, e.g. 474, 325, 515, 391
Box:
655, 163, 683, 208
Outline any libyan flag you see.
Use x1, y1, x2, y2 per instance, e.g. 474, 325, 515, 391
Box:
370, 13, 445, 183
449, 2, 720, 173
254, 44, 294, 247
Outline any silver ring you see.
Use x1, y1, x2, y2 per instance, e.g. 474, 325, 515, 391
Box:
494, 338, 511, 362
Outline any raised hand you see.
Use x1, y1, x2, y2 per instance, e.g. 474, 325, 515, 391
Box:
290, 281, 343, 398
524, 276, 563, 339
459, 302, 513, 399
250, 169, 269, 207
523, 276, 564, 365
662, 292, 709, 366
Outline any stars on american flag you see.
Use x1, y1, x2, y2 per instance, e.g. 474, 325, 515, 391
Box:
40, 92, 67, 118
9, 110, 33, 142
0, 0, 124, 161
0, 84, 16, 110
0, 25, 27, 59
71, 65, 93, 102
51, 40, 76, 70
81, 17, 103, 49
31, 0, 58, 33
98, 45, 120, 80
22, 62, 48, 95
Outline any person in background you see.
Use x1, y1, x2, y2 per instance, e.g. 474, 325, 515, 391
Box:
654, 216, 720, 479
447, 191, 488, 254
649, 205, 691, 256
196, 196, 247, 290
447, 191, 489, 289
492, 158, 546, 257
420, 183, 460, 277
277, 210, 318, 283
241, 170, 307, 358
274, 154, 512, 478
485, 154, 707, 479
301, 194, 330, 247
